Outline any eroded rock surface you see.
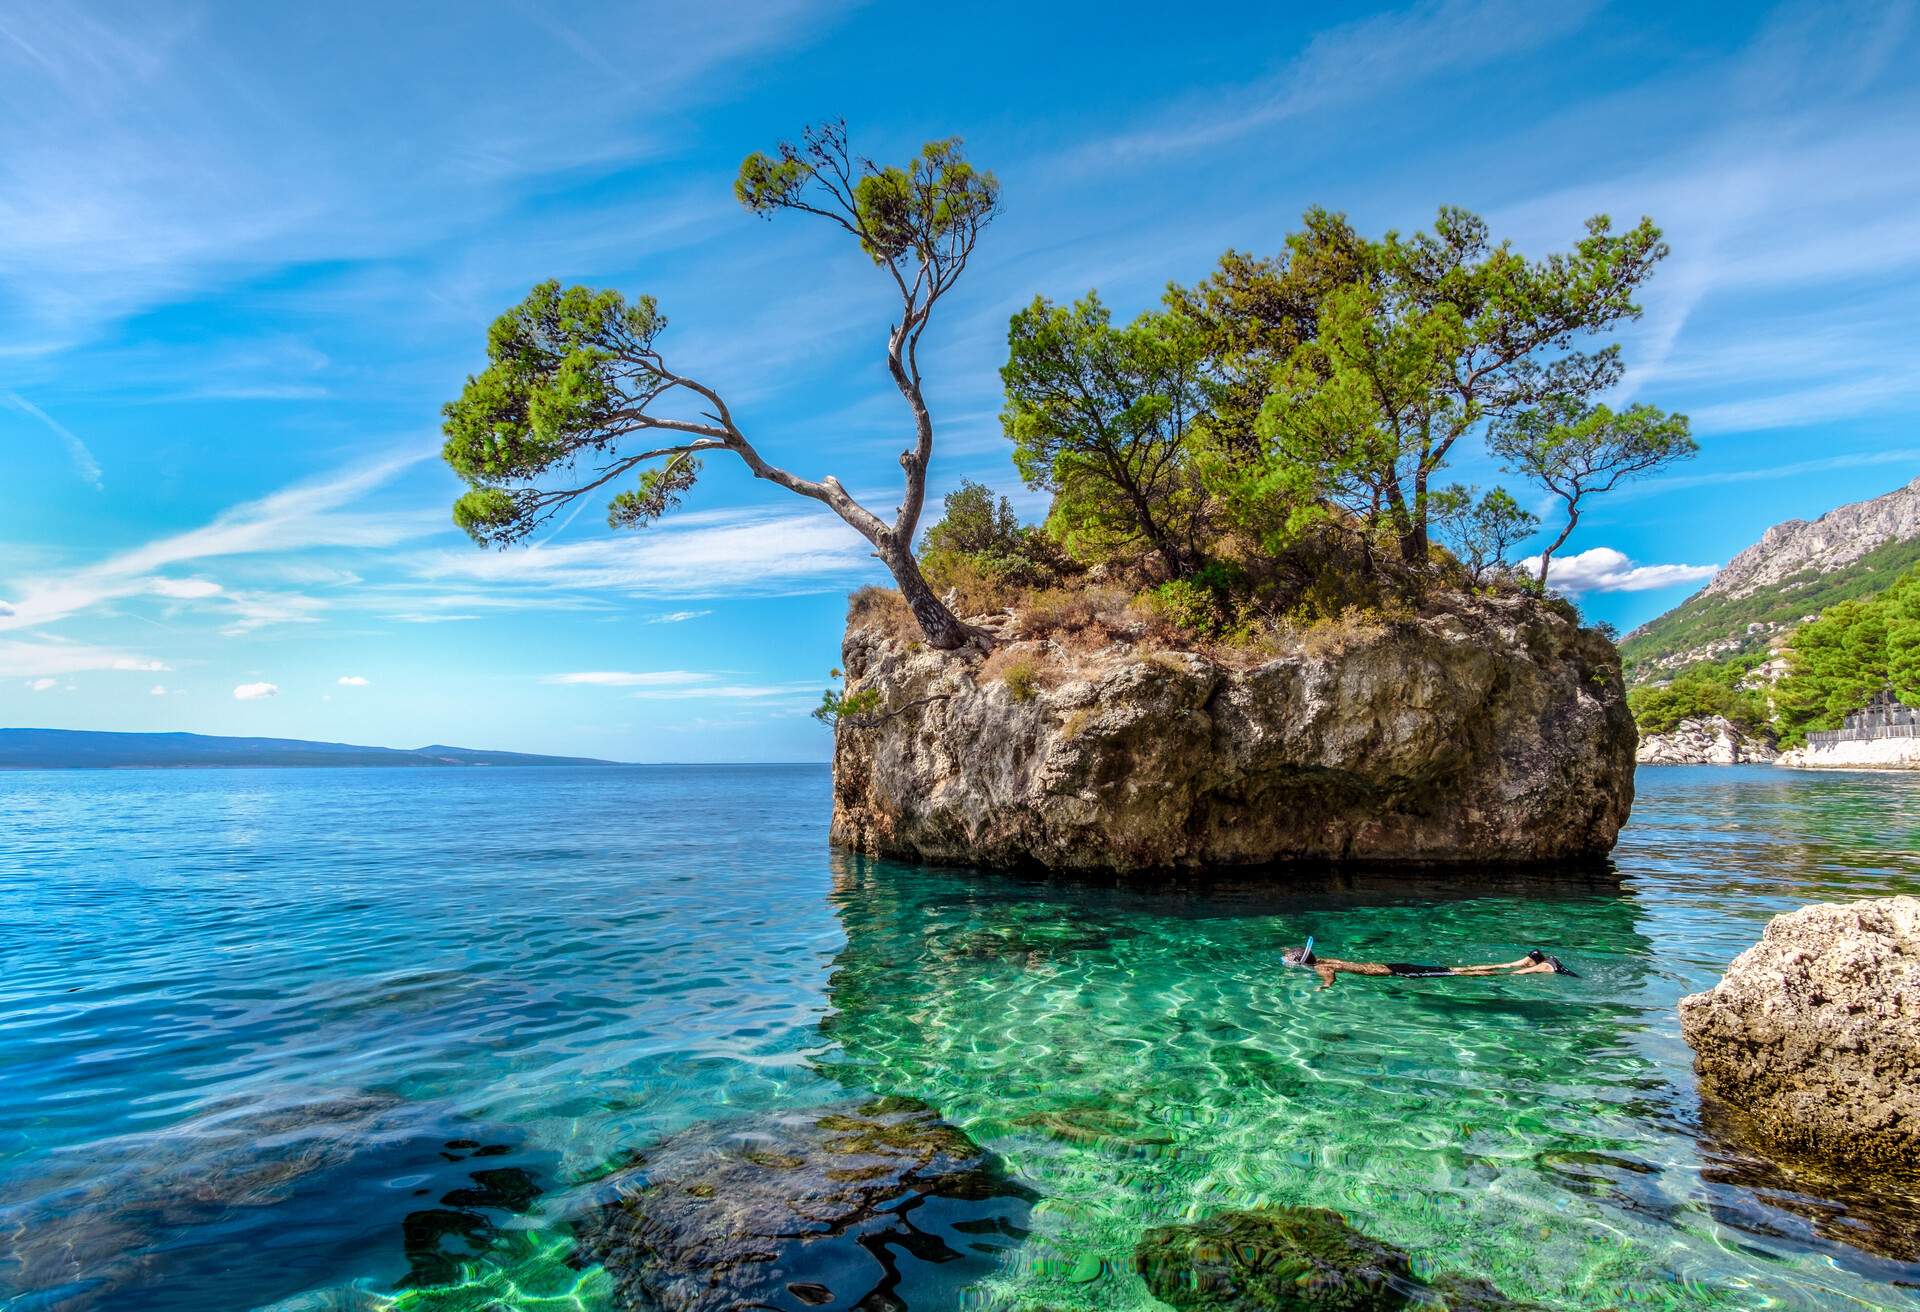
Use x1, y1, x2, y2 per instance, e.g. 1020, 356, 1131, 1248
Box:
575, 1097, 1031, 1312
831, 593, 1634, 871
1636, 715, 1779, 765
1680, 896, 1920, 1170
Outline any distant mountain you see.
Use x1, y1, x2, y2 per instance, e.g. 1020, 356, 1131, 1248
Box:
0, 729, 620, 770
1622, 474, 1920, 681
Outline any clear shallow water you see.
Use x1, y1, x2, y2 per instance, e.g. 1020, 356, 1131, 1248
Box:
2, 764, 1918, 1312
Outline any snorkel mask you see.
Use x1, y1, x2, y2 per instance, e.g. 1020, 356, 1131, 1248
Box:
1282, 936, 1316, 968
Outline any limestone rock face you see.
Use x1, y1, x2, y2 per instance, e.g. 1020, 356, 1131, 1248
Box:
830, 593, 1635, 871
1680, 896, 1920, 1170
1635, 715, 1779, 765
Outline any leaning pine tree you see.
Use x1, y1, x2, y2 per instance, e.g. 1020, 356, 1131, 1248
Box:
440, 121, 1000, 650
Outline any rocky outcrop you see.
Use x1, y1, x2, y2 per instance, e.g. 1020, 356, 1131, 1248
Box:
830, 593, 1635, 872
1635, 716, 1779, 765
575, 1097, 1030, 1312
1134, 1206, 1545, 1311
1679, 897, 1920, 1170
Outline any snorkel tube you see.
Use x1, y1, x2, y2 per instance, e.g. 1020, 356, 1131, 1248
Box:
1282, 936, 1317, 968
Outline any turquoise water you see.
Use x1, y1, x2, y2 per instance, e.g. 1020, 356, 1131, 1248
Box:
2, 764, 1918, 1311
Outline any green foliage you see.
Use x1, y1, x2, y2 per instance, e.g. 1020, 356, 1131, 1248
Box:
922, 480, 1022, 557
736, 123, 999, 270
1491, 400, 1695, 585
1252, 208, 1671, 562
1164, 210, 1368, 463
442, 280, 677, 546
608, 455, 701, 529
1429, 484, 1538, 585
998, 659, 1039, 701
444, 120, 1000, 652
1766, 565, 1920, 744
917, 480, 1064, 609
1627, 660, 1769, 735
1001, 293, 1211, 576
813, 686, 883, 727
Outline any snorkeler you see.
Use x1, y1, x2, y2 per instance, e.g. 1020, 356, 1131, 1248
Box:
1280, 937, 1578, 990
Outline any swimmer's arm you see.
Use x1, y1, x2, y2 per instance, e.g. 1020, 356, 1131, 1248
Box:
1314, 963, 1338, 991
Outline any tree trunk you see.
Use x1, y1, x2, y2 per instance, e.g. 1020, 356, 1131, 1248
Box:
1534, 507, 1578, 591
879, 541, 978, 651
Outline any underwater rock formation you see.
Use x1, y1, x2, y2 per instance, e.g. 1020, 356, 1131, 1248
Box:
831, 592, 1634, 871
1681, 896, 1920, 1170
575, 1097, 1031, 1312
1133, 1206, 1544, 1310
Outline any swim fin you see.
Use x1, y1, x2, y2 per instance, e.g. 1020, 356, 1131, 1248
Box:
1547, 955, 1580, 977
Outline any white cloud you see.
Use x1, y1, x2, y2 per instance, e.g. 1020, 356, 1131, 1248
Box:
233, 681, 279, 700
647, 609, 712, 624
1520, 547, 1718, 594
27, 677, 57, 691
337, 675, 370, 687
0, 638, 169, 677
148, 576, 223, 599
1, 391, 102, 488
149, 684, 167, 696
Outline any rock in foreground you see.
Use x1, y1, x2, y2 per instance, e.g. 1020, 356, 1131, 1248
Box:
1680, 896, 1920, 1170
575, 1097, 1030, 1312
831, 593, 1634, 871
1635, 715, 1778, 765
1135, 1206, 1542, 1311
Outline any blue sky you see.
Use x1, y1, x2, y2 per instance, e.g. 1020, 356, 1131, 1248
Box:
3, 0, 1918, 761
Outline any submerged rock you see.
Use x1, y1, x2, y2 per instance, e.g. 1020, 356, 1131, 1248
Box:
1133, 1206, 1543, 1311
575, 1097, 1032, 1312
831, 592, 1634, 871
1635, 715, 1778, 765
1680, 896, 1920, 1170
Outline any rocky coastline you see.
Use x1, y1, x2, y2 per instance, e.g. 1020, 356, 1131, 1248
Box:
829, 590, 1635, 872
1680, 896, 1920, 1172
1635, 715, 1778, 765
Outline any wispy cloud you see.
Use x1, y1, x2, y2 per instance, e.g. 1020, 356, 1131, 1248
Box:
543, 670, 713, 687
0, 0, 847, 356
646, 609, 712, 624
1070, 0, 1597, 167
0, 452, 435, 632
2, 391, 102, 488
418, 507, 878, 599
1522, 547, 1717, 594
233, 681, 278, 700
337, 674, 370, 687
0, 638, 169, 678
541, 669, 817, 701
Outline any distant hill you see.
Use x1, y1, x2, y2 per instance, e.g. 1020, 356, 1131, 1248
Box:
0, 729, 620, 770
1622, 474, 1920, 682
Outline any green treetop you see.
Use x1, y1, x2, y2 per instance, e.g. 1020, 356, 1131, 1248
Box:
1257, 208, 1677, 564
1001, 293, 1212, 578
